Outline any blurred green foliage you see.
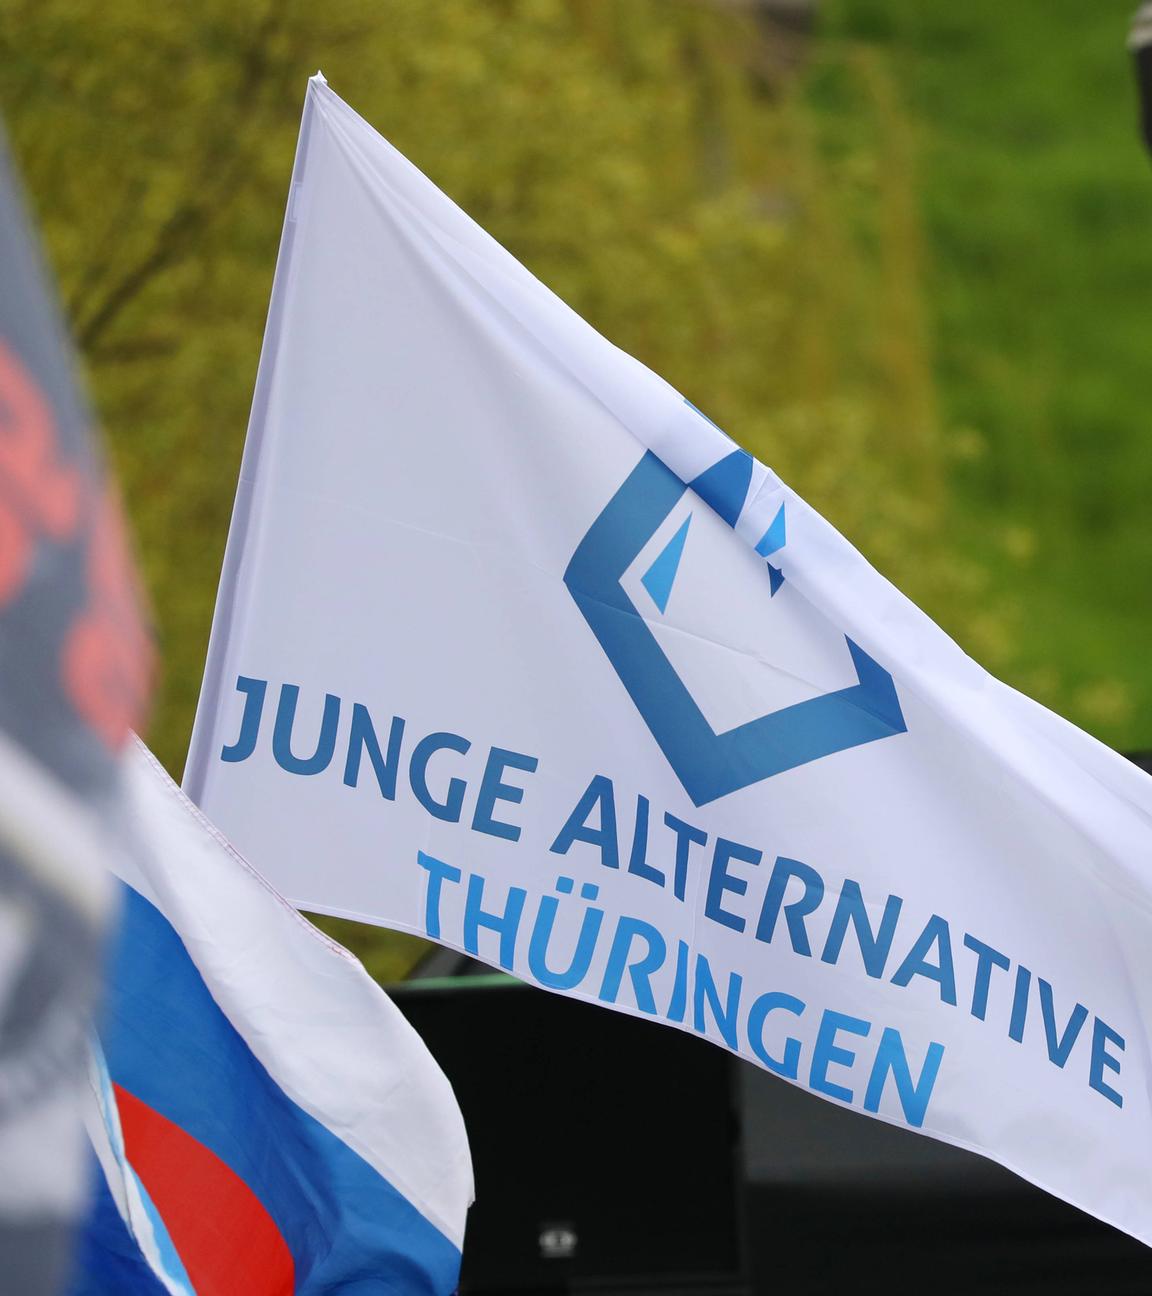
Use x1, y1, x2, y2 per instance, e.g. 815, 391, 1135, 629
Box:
818, 0, 1152, 741
2, 0, 1149, 974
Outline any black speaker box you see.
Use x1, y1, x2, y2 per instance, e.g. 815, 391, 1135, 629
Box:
390, 972, 748, 1295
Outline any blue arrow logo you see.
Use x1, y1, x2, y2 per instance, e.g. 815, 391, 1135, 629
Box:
564, 450, 906, 806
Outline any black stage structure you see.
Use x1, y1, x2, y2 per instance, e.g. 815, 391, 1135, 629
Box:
389, 752, 1152, 1296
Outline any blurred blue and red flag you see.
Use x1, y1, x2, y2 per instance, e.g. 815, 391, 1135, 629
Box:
73, 741, 473, 1296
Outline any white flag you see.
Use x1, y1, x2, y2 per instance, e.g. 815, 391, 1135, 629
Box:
187, 76, 1152, 1246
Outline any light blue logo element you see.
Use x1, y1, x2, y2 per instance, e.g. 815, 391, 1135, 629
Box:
564, 450, 907, 806
641, 514, 692, 614
756, 503, 787, 558
758, 502, 788, 596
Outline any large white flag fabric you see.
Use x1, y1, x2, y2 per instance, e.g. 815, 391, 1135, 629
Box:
187, 76, 1152, 1245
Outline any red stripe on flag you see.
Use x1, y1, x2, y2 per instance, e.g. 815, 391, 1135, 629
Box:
114, 1083, 296, 1296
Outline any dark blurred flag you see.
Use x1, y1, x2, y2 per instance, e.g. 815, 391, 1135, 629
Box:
1132, 2, 1152, 156
0, 132, 152, 1293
